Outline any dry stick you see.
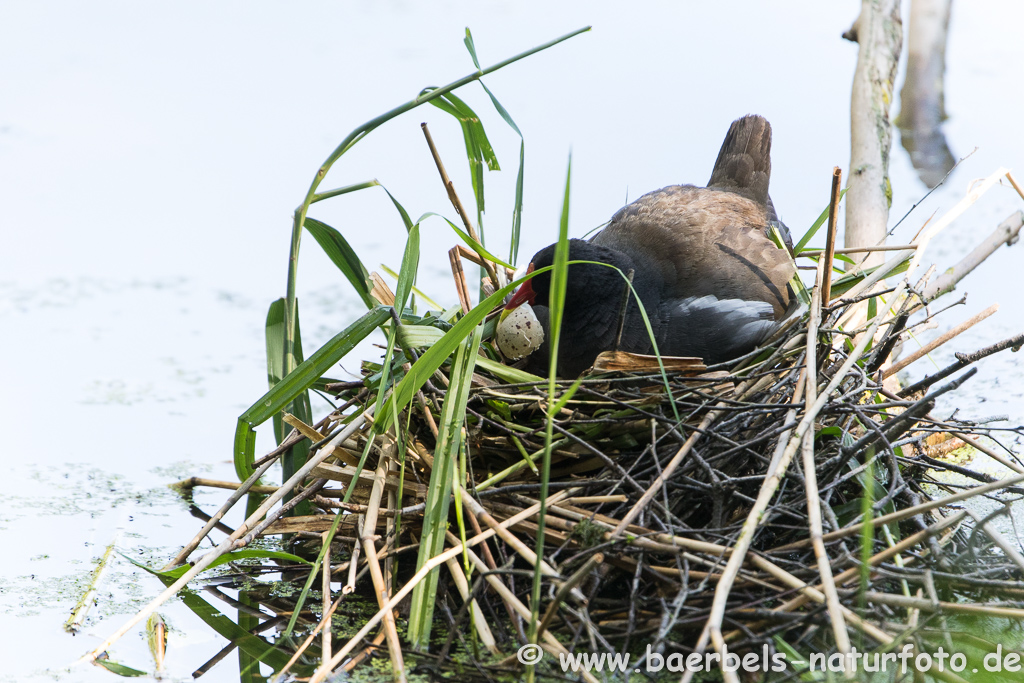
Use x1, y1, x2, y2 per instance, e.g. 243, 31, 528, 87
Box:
862, 592, 1024, 620
442, 554, 498, 653
162, 453, 286, 570
612, 409, 719, 534
534, 494, 912, 652
837, 167, 1008, 322
773, 470, 1024, 552
308, 496, 577, 683
449, 247, 473, 314
460, 488, 586, 603
84, 409, 372, 664
801, 262, 852, 659
821, 166, 842, 305
680, 370, 806, 683
168, 477, 281, 496
360, 440, 406, 681
422, 122, 499, 285
455, 539, 603, 683
802, 244, 917, 255
950, 432, 1024, 475
921, 210, 1024, 301
688, 277, 917, 683
535, 552, 604, 641
968, 511, 1024, 576
883, 303, 999, 378
897, 330, 1024, 397
747, 511, 968, 636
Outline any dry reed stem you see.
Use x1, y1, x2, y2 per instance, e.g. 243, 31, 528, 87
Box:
308, 494, 569, 683
802, 262, 852, 659
951, 432, 1024, 474
86, 409, 372, 664
821, 167, 842, 304
321, 529, 332, 663
862, 591, 1024, 619
459, 487, 584, 602
535, 552, 604, 641
448, 247, 473, 314
361, 440, 406, 680
774, 471, 1024, 552
283, 412, 327, 441
442, 554, 498, 653
1005, 171, 1024, 201
452, 538, 602, 683
421, 123, 498, 285
66, 533, 120, 633
884, 302, 999, 378
921, 211, 1024, 301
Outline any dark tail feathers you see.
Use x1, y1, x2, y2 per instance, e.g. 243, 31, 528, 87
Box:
707, 114, 772, 207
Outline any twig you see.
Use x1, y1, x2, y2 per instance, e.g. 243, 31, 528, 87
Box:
921, 211, 1024, 301
801, 262, 851, 656
536, 552, 604, 640
884, 303, 999, 378
449, 247, 473, 314
361, 440, 406, 681
773, 471, 1024, 552
897, 330, 1024, 397
821, 167, 842, 304
84, 409, 373, 664
422, 122, 499, 285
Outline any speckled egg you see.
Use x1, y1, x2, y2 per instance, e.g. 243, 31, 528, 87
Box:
496, 303, 545, 360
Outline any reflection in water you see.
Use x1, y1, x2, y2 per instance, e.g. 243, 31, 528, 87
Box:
898, 0, 955, 187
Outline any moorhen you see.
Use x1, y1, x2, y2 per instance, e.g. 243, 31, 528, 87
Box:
501, 114, 798, 377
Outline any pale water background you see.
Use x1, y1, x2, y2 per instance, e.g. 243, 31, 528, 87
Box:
2, 1, 1023, 680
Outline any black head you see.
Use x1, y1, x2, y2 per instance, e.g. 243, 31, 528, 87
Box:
505, 239, 634, 312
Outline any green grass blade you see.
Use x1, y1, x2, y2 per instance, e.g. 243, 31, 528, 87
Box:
264, 299, 313, 510
476, 80, 526, 265
794, 188, 847, 254
829, 256, 911, 299
381, 185, 415, 231
310, 179, 379, 205
122, 555, 305, 673
158, 550, 311, 579
94, 659, 146, 677
374, 277, 527, 433
475, 356, 543, 384
303, 218, 374, 308
422, 211, 513, 268
283, 27, 590, 382
463, 27, 482, 70
528, 156, 572, 675
393, 223, 420, 317
407, 324, 484, 648
235, 307, 389, 478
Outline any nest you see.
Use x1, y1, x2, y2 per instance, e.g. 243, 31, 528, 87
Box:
113, 171, 1024, 683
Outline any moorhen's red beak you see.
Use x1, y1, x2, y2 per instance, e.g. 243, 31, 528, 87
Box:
500, 264, 536, 321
